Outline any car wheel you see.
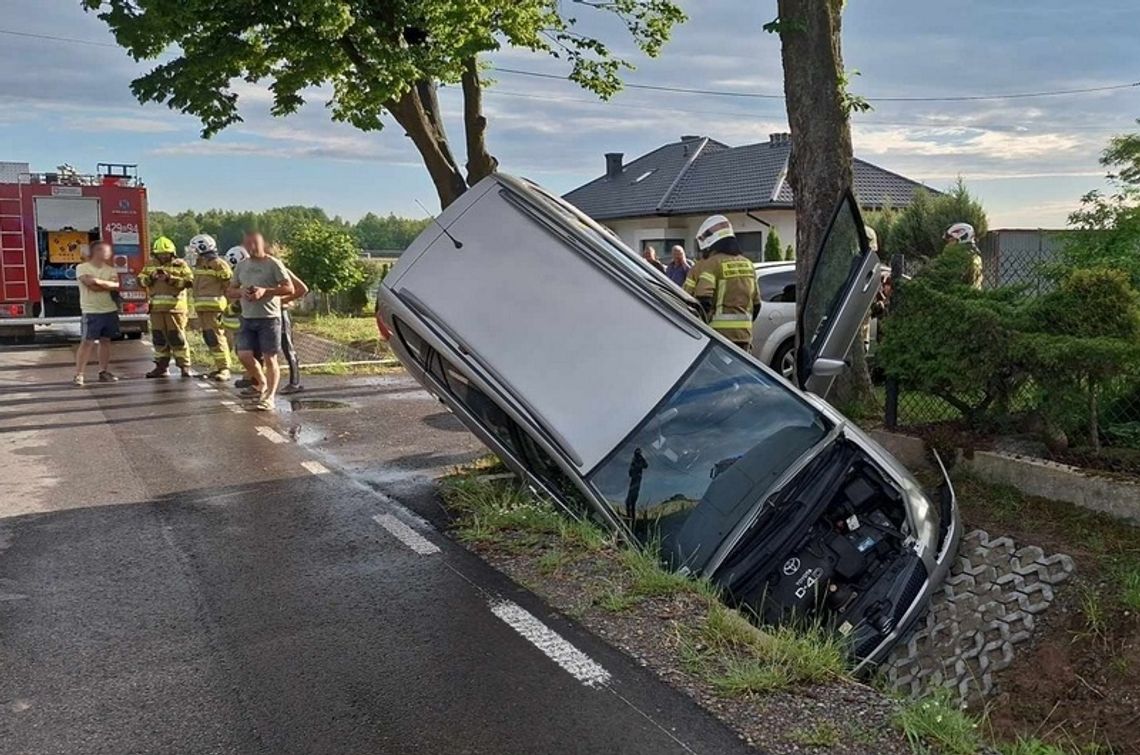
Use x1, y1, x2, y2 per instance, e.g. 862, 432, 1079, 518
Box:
771, 340, 796, 381
126, 331, 143, 340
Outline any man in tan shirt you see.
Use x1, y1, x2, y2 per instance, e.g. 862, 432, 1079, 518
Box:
74, 241, 121, 385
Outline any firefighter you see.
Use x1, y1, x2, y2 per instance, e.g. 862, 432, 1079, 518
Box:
140, 236, 194, 377
188, 234, 233, 381
944, 222, 984, 289
688, 215, 760, 352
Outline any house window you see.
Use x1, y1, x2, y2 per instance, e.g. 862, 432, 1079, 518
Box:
736, 232, 764, 262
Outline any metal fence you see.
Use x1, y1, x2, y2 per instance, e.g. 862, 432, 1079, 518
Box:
882, 230, 1140, 478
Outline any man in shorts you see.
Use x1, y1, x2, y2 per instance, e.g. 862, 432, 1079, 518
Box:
227, 232, 294, 411
74, 241, 120, 385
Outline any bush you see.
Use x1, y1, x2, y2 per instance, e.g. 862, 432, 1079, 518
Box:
342, 259, 387, 314
763, 229, 783, 261
784, 244, 795, 260
870, 179, 988, 258
881, 263, 1140, 450
285, 221, 365, 313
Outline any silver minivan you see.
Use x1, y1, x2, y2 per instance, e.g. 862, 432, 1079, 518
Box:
378, 174, 960, 669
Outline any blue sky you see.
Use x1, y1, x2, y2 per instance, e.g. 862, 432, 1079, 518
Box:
2, 1, 1138, 227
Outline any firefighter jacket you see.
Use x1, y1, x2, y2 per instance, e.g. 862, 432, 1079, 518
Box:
686, 252, 759, 344
139, 258, 194, 312
191, 256, 233, 312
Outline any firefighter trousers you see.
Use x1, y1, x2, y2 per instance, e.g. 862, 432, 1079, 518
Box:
150, 311, 190, 366
196, 310, 231, 371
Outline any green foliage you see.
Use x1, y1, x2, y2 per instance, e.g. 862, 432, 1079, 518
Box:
875, 179, 988, 258
763, 228, 783, 261
149, 206, 344, 251
84, 0, 684, 133
784, 244, 795, 260
894, 690, 983, 755
285, 222, 365, 304
342, 259, 388, 314
354, 213, 430, 251
877, 268, 1027, 426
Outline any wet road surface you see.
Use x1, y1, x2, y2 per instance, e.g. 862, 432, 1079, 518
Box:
0, 339, 752, 755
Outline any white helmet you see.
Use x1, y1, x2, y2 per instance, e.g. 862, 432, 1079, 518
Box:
188, 233, 218, 256
696, 214, 735, 251
945, 222, 975, 245
224, 245, 249, 267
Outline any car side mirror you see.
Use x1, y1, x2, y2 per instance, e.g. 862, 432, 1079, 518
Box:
811, 357, 848, 377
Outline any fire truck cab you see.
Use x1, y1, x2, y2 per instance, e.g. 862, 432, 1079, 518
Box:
0, 161, 150, 343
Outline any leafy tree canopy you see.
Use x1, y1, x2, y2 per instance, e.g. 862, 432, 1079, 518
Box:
284, 221, 365, 303
84, 0, 685, 207
865, 179, 988, 258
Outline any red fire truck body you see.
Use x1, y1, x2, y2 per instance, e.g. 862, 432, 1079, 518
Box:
0, 161, 150, 342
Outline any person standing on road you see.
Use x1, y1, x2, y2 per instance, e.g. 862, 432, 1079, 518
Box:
664, 245, 692, 287
140, 236, 194, 378
689, 215, 760, 353
228, 232, 294, 411
73, 241, 121, 386
275, 254, 309, 395
188, 233, 233, 381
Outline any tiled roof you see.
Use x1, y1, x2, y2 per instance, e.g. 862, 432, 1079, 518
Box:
563, 136, 935, 220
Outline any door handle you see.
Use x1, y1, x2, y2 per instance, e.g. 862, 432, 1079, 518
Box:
861, 268, 876, 293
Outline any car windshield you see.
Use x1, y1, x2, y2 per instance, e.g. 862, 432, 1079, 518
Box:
587, 343, 830, 569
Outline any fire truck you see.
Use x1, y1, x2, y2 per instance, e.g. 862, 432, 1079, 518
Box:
0, 161, 151, 343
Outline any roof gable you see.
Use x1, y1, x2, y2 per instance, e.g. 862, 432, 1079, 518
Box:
563, 135, 934, 220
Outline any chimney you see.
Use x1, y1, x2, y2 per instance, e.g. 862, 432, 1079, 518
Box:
769, 132, 791, 147
605, 152, 624, 179
680, 135, 700, 142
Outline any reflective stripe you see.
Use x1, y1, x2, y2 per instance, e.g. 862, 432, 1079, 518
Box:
698, 272, 717, 284
710, 318, 753, 329
720, 260, 754, 278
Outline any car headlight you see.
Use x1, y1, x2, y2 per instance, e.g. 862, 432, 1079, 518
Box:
898, 476, 938, 558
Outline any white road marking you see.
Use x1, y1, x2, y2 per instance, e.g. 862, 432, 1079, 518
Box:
301, 460, 330, 475
489, 600, 611, 688
255, 426, 288, 444
372, 514, 440, 555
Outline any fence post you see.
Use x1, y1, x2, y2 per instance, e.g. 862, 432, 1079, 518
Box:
883, 253, 904, 430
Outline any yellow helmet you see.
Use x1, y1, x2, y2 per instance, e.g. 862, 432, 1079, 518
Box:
152, 236, 177, 255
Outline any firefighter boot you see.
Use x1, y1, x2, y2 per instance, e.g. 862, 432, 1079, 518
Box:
146, 359, 171, 378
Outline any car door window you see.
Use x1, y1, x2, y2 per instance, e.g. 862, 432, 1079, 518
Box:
796, 192, 880, 396
759, 270, 796, 302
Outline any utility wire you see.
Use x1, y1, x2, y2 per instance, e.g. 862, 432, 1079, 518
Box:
485, 89, 1131, 133
492, 66, 1140, 103
3, 27, 1137, 105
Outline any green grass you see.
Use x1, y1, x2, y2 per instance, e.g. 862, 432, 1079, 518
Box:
787, 722, 843, 748
894, 690, 983, 755
1118, 566, 1140, 611
687, 603, 848, 696
292, 313, 387, 355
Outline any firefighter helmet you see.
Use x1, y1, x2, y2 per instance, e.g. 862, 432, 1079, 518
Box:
945, 222, 976, 245
224, 246, 249, 267
152, 236, 177, 255
188, 234, 217, 256
696, 215, 735, 251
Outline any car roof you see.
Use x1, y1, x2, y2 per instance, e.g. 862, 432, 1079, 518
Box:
385, 174, 710, 471
753, 261, 795, 272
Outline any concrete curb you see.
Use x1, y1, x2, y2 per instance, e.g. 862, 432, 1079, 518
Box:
870, 429, 1140, 525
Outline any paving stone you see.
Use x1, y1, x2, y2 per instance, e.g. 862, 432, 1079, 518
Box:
882, 528, 1075, 706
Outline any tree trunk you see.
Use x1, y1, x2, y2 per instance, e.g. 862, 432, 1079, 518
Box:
385, 83, 469, 209
775, 0, 872, 404
462, 57, 499, 185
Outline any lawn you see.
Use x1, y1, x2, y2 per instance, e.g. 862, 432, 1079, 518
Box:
291, 313, 386, 356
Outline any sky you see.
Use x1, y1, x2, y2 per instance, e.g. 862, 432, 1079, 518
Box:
1, 1, 1138, 228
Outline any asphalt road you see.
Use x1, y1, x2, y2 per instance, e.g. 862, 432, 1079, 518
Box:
0, 338, 752, 755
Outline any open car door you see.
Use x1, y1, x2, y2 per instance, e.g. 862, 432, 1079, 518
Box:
796, 190, 882, 398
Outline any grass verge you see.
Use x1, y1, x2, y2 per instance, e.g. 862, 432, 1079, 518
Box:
292, 313, 388, 356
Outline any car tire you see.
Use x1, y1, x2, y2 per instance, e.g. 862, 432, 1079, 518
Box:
771, 339, 796, 382
126, 331, 143, 340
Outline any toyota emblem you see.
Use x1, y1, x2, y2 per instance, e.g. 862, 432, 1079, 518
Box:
782, 557, 801, 576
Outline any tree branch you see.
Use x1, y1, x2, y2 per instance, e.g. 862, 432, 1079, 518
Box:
462, 57, 498, 185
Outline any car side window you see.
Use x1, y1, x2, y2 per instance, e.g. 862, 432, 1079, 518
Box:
759, 270, 796, 303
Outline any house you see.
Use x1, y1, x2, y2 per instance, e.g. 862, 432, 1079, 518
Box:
562, 133, 934, 260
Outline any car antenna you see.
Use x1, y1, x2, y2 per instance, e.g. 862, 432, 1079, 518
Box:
415, 199, 463, 249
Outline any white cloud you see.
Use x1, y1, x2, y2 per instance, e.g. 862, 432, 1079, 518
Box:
66, 116, 180, 134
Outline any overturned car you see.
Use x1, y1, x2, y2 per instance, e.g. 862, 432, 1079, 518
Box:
377, 174, 961, 669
